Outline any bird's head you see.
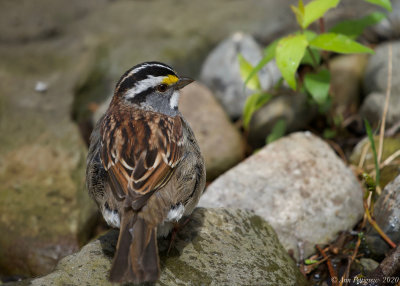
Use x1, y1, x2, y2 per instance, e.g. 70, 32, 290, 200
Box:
112, 61, 193, 116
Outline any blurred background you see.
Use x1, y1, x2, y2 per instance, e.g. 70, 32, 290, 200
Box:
1, 0, 399, 284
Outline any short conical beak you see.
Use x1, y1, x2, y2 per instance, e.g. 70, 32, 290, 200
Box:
175, 77, 194, 89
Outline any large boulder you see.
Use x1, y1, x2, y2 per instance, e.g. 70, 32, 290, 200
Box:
26, 208, 308, 286
200, 132, 364, 260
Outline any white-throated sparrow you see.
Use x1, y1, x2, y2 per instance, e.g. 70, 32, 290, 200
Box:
86, 62, 206, 283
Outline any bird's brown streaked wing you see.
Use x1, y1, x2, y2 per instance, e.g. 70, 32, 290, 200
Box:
100, 111, 183, 210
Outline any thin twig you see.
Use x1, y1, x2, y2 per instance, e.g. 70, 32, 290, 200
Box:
326, 139, 347, 163
316, 245, 338, 286
339, 234, 362, 286
378, 43, 392, 164
363, 199, 396, 248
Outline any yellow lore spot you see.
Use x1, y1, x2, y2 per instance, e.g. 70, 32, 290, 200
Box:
162, 75, 179, 86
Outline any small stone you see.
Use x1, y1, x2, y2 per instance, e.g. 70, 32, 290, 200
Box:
34, 81, 48, 93
359, 258, 379, 274
200, 132, 364, 260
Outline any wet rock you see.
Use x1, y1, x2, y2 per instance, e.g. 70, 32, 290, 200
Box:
200, 132, 364, 260
26, 208, 308, 286
330, 54, 368, 118
200, 32, 281, 119
248, 90, 317, 148
362, 41, 400, 128
180, 82, 245, 180
366, 175, 400, 259
350, 136, 400, 188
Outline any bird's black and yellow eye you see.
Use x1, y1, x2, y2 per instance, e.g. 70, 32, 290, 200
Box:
156, 84, 168, 93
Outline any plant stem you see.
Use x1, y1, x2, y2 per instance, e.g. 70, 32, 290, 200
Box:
306, 46, 318, 68
363, 199, 396, 248
378, 43, 392, 164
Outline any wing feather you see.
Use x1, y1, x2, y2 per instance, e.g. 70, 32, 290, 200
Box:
100, 109, 183, 210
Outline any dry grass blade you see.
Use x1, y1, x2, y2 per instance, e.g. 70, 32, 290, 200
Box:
378, 43, 392, 164
380, 149, 400, 168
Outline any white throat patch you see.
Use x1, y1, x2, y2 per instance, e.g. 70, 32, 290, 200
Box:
169, 90, 180, 109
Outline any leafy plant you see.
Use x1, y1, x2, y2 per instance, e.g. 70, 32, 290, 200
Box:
239, 0, 391, 136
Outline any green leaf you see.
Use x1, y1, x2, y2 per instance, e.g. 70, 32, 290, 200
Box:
364, 0, 392, 11
238, 54, 261, 90
309, 33, 374, 54
276, 34, 308, 90
244, 39, 279, 88
323, 128, 337, 139
304, 69, 331, 105
364, 119, 380, 187
302, 0, 340, 29
302, 30, 318, 42
305, 259, 319, 265
329, 12, 386, 39
242, 92, 272, 129
267, 119, 287, 144
301, 47, 321, 67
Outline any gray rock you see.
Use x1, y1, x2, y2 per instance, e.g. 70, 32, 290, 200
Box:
27, 208, 308, 286
366, 175, 400, 259
248, 90, 317, 148
200, 132, 364, 260
200, 32, 281, 119
368, 1, 400, 41
360, 91, 400, 129
362, 41, 400, 128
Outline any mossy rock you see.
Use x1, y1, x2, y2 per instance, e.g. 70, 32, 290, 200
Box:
27, 208, 307, 286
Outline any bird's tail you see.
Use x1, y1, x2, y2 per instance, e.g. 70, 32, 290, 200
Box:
109, 209, 160, 283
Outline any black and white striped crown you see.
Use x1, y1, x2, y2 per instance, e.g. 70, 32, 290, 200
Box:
115, 62, 178, 95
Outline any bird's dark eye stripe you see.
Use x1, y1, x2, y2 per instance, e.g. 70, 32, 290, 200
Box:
126, 88, 152, 104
